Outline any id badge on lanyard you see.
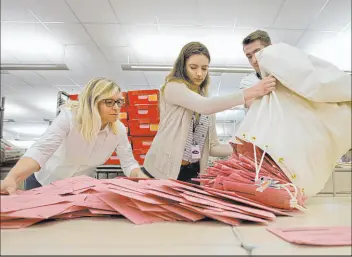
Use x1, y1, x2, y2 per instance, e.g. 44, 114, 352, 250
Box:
191, 113, 201, 160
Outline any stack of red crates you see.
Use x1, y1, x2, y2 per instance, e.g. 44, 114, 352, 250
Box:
104, 89, 160, 166
127, 89, 160, 165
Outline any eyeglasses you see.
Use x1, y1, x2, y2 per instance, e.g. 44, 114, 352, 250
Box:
103, 99, 125, 107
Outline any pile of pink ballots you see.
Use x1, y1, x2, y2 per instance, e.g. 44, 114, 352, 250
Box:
1, 139, 310, 229
1, 174, 297, 229
198, 138, 307, 211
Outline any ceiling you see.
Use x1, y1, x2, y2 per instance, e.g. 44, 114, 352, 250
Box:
1, 0, 351, 143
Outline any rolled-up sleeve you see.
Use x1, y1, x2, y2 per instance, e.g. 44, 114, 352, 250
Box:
115, 123, 140, 177
23, 109, 71, 168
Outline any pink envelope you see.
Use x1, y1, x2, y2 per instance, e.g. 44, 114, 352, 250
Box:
1, 202, 73, 219
267, 226, 352, 246
203, 209, 268, 224
180, 203, 241, 226
182, 190, 276, 220
130, 199, 167, 212
160, 204, 205, 222
88, 208, 120, 215
204, 187, 293, 217
72, 194, 115, 211
146, 185, 183, 197
97, 193, 164, 225
107, 187, 170, 205
1, 194, 86, 213
148, 211, 175, 221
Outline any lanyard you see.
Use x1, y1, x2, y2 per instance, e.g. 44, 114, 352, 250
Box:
192, 112, 201, 144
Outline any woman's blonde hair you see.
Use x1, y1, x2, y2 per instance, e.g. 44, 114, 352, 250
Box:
67, 77, 121, 141
161, 42, 211, 97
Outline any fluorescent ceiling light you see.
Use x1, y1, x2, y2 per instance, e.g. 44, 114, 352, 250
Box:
122, 64, 254, 74
3, 119, 15, 122
1, 63, 69, 71
2, 34, 63, 56
122, 64, 351, 75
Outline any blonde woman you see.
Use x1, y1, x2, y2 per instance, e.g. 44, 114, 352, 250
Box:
1, 78, 141, 194
139, 42, 276, 184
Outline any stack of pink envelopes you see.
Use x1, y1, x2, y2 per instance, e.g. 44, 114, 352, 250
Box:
197, 139, 306, 210
1, 175, 295, 229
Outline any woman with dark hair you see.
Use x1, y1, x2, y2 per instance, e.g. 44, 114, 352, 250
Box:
137, 42, 276, 184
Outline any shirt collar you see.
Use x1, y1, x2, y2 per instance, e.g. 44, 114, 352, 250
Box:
100, 124, 110, 134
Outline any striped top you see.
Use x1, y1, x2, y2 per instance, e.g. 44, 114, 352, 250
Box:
182, 113, 210, 163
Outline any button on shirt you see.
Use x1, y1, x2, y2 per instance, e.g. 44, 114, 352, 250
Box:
23, 108, 139, 185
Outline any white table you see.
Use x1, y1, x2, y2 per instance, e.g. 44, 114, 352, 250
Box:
1, 196, 351, 255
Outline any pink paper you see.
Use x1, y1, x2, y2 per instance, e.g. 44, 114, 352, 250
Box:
107, 187, 170, 205
130, 199, 166, 212
182, 190, 276, 220
160, 204, 205, 222
267, 226, 352, 246
97, 193, 164, 225
180, 203, 241, 226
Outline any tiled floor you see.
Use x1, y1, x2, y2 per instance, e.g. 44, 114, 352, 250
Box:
1, 196, 351, 255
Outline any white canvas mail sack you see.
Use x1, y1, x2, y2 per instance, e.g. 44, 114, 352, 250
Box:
235, 43, 351, 197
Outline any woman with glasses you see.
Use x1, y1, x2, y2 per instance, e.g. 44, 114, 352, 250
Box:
1, 77, 141, 194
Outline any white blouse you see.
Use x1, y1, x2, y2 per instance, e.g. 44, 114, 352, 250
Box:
23, 108, 139, 185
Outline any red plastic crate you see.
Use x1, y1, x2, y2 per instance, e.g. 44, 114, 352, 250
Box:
119, 106, 128, 120
127, 89, 159, 105
131, 136, 155, 150
128, 119, 159, 136
104, 155, 121, 165
127, 105, 159, 121
69, 94, 79, 101
133, 149, 148, 165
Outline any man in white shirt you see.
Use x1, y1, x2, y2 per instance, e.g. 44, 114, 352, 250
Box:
240, 30, 277, 108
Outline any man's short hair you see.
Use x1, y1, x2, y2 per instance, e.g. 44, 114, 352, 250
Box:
242, 30, 271, 47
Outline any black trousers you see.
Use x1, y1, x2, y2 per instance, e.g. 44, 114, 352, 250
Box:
141, 162, 200, 185
24, 173, 42, 190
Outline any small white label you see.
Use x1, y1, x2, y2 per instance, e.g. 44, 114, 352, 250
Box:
191, 144, 201, 160
138, 110, 149, 115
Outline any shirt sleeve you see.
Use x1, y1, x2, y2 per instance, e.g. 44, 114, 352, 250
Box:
164, 82, 245, 115
115, 122, 140, 177
23, 108, 71, 168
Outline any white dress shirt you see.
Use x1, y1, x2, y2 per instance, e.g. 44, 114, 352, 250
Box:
240, 72, 261, 90
23, 108, 139, 185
